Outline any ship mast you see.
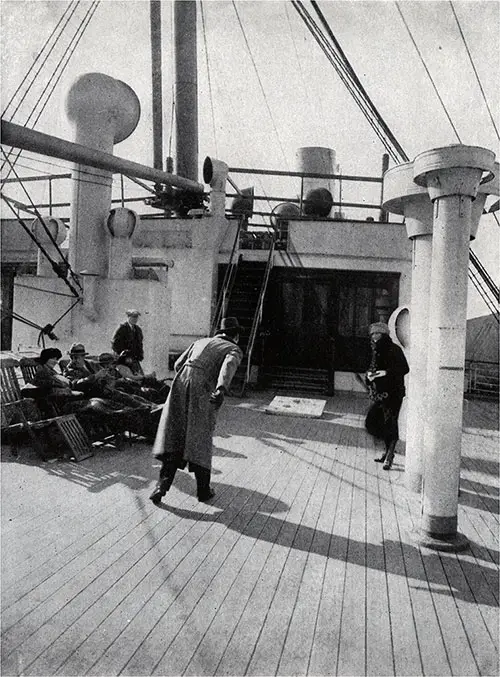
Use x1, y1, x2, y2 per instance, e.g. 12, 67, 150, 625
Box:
174, 0, 198, 181
150, 0, 164, 175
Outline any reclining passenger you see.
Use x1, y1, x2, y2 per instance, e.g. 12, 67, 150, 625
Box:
32, 348, 85, 416
62, 345, 151, 410
61, 345, 161, 440
114, 350, 170, 403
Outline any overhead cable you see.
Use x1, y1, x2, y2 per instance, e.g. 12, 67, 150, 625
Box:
3, 150, 71, 259
2, 149, 82, 295
292, 1, 405, 164
2, 2, 100, 179
231, 1, 290, 170
2, 193, 81, 299
2, 1, 79, 120
449, 1, 500, 143
200, 1, 219, 156
395, 1, 462, 143
310, 0, 409, 161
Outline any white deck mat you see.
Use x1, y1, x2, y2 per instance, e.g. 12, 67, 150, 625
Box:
265, 395, 327, 418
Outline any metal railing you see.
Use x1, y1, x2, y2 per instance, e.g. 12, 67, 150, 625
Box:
210, 216, 245, 336
240, 235, 276, 396
464, 360, 499, 398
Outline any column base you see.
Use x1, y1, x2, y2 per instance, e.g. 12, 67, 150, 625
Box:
408, 528, 469, 552
405, 469, 423, 493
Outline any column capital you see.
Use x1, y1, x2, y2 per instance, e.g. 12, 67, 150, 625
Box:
382, 161, 433, 238
413, 145, 495, 201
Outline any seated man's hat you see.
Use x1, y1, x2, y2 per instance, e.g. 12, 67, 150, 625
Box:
68, 343, 88, 356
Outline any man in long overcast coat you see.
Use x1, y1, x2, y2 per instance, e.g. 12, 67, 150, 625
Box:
150, 317, 243, 504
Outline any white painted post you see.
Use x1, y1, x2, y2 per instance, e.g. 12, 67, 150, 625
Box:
413, 145, 495, 551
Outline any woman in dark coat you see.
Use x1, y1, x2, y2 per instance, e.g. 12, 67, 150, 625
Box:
365, 322, 409, 469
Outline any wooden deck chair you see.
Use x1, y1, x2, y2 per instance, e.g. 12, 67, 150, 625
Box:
19, 356, 39, 386
1, 358, 93, 462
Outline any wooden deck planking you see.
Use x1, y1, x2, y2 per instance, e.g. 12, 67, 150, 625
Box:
275, 427, 339, 677
307, 423, 356, 676
336, 422, 368, 676
1, 391, 498, 676
102, 414, 315, 676
151, 429, 322, 677
59, 422, 303, 676
364, 433, 395, 677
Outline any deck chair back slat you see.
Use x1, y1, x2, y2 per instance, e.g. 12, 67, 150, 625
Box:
0, 365, 22, 403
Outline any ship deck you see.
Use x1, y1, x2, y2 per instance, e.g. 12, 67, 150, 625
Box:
1, 391, 498, 677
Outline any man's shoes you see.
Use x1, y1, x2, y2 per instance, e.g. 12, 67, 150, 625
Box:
149, 479, 169, 505
198, 488, 216, 503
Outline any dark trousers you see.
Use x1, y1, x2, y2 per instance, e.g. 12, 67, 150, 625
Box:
159, 458, 211, 498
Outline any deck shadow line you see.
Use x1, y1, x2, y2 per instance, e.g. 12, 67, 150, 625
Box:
161, 502, 500, 608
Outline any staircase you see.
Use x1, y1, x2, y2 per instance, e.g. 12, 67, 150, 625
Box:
262, 366, 331, 394
221, 261, 267, 393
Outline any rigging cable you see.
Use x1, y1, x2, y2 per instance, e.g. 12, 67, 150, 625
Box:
284, 3, 325, 141
395, 1, 462, 143
231, 1, 290, 171
2, 2, 100, 179
310, 0, 409, 162
292, 1, 403, 163
200, 1, 219, 157
2, 1, 79, 120
1, 150, 82, 295
2, 192, 81, 300
2, 150, 75, 268
449, 1, 499, 143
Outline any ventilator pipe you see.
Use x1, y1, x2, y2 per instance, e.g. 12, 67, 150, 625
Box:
382, 162, 434, 493
296, 147, 336, 217
66, 73, 141, 280
412, 145, 495, 551
31, 217, 66, 277
203, 156, 228, 217
79, 271, 100, 322
107, 207, 138, 279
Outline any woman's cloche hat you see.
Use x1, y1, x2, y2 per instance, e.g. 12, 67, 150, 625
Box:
369, 322, 390, 336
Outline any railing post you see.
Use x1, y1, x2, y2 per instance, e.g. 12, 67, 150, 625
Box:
48, 177, 53, 215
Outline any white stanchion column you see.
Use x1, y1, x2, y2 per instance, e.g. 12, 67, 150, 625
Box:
413, 145, 495, 551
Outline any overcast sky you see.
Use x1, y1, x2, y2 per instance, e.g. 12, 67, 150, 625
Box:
1, 0, 499, 317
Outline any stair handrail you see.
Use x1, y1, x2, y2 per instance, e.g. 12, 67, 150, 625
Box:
211, 216, 244, 335
240, 234, 276, 395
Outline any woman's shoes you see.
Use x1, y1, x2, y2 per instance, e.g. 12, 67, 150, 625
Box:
383, 457, 393, 470
374, 454, 386, 463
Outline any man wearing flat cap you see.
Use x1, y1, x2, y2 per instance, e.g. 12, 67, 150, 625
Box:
111, 309, 144, 373
150, 317, 244, 505
365, 321, 409, 470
